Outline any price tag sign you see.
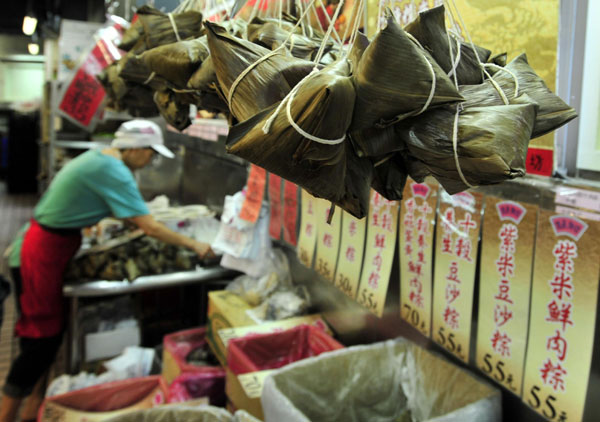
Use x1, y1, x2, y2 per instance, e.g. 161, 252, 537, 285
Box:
314, 200, 342, 282
239, 165, 267, 223
399, 180, 438, 337
268, 173, 283, 239
476, 197, 538, 396
238, 370, 275, 399
432, 191, 483, 363
334, 211, 366, 299
356, 190, 398, 317
297, 190, 319, 268
526, 147, 554, 177
523, 211, 600, 422
283, 181, 299, 246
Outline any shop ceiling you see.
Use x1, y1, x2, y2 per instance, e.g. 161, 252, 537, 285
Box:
0, 0, 106, 37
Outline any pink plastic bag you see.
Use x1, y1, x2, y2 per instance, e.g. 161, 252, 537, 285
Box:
167, 372, 226, 406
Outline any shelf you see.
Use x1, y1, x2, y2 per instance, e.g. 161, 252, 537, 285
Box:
54, 140, 110, 149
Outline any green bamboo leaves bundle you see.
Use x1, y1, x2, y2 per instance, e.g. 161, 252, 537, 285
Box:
350, 15, 464, 132
405, 5, 491, 85
227, 60, 370, 218
396, 96, 539, 194
205, 21, 316, 122
460, 54, 577, 138
121, 37, 210, 90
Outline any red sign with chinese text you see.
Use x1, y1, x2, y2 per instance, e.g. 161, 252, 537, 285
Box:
526, 148, 553, 177
268, 173, 283, 239
239, 165, 267, 223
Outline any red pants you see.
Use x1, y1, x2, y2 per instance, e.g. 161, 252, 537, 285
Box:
17, 220, 81, 338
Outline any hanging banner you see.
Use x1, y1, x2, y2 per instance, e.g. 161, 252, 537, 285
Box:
268, 173, 283, 240
283, 181, 299, 246
476, 197, 538, 396
314, 201, 342, 282
334, 211, 367, 299
432, 191, 483, 363
356, 191, 398, 317
239, 165, 267, 223
297, 190, 319, 268
399, 180, 438, 337
522, 211, 600, 422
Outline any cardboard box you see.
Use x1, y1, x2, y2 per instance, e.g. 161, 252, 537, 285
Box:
225, 325, 343, 419
225, 369, 271, 420
207, 291, 256, 365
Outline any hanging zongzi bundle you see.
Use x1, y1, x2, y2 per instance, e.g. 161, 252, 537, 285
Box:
227, 60, 368, 217
154, 90, 192, 131
396, 95, 539, 194
350, 15, 463, 131
371, 154, 409, 201
120, 37, 210, 90
205, 21, 316, 121
460, 53, 577, 139
405, 5, 491, 85
138, 7, 204, 50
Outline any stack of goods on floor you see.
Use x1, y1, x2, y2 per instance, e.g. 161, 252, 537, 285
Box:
100, 1, 576, 219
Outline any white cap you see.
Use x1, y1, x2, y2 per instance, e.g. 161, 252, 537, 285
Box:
111, 120, 175, 159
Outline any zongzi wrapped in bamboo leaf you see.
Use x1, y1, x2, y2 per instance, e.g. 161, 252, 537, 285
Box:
371, 154, 408, 201
348, 31, 369, 73
396, 95, 538, 194
138, 7, 203, 50
405, 5, 491, 85
247, 17, 332, 61
130, 37, 210, 89
227, 60, 368, 217
119, 53, 170, 91
154, 90, 192, 130
119, 18, 145, 51
205, 21, 316, 121
460, 53, 577, 138
350, 15, 463, 131
187, 54, 218, 91
349, 125, 400, 158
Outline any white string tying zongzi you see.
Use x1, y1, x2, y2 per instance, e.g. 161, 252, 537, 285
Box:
374, 155, 392, 167
483, 63, 520, 98
446, 35, 461, 80
262, 0, 351, 145
167, 13, 182, 42
404, 32, 437, 117
249, 0, 261, 22
227, 0, 320, 111
143, 72, 156, 85
316, 1, 342, 46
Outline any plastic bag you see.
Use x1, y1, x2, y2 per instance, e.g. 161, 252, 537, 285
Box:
167, 372, 226, 406
213, 192, 270, 261
225, 249, 292, 306
261, 339, 500, 422
39, 376, 168, 422
105, 405, 232, 422
227, 325, 343, 375
163, 327, 224, 385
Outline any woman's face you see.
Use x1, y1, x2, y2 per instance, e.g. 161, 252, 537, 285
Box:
122, 148, 155, 169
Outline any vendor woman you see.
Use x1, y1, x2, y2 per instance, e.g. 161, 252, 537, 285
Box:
0, 120, 214, 422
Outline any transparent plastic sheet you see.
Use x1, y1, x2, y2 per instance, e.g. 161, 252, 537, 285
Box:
227, 325, 343, 375
261, 339, 500, 422
105, 405, 233, 422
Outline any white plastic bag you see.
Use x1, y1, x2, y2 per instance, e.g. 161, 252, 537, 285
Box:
212, 192, 269, 260
261, 339, 501, 422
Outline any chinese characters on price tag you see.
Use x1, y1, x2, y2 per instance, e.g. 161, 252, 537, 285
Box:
283, 181, 299, 246
268, 173, 283, 239
356, 190, 398, 317
297, 190, 319, 268
432, 191, 483, 362
399, 180, 438, 337
334, 211, 366, 299
238, 370, 274, 399
239, 165, 267, 223
314, 200, 342, 282
526, 148, 554, 177
476, 198, 538, 395
523, 211, 600, 422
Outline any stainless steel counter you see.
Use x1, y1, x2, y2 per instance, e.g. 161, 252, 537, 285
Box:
63, 266, 235, 297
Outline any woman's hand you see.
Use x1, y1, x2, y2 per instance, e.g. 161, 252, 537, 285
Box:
190, 241, 216, 259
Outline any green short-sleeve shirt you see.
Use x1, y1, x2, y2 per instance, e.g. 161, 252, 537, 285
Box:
9, 149, 149, 267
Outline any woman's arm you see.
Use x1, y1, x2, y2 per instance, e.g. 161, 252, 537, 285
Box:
128, 214, 214, 258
